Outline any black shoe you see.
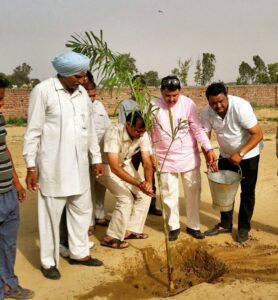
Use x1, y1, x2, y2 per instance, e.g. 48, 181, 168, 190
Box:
148, 205, 162, 216
4, 285, 34, 299
69, 257, 103, 267
40, 266, 61, 280
237, 229, 249, 243
204, 223, 232, 236
168, 228, 180, 241
186, 227, 205, 239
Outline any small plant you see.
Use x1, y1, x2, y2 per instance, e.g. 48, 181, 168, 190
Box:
67, 30, 189, 291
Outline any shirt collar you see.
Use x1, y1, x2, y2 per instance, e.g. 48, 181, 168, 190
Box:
53, 76, 83, 95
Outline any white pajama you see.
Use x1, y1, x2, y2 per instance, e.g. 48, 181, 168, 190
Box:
23, 77, 102, 270
90, 167, 106, 225
38, 188, 92, 269
161, 168, 201, 231
90, 100, 110, 225
97, 163, 151, 241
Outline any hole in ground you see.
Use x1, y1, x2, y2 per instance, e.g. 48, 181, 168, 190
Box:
77, 239, 226, 299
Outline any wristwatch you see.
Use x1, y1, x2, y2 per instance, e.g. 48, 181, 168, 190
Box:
239, 151, 245, 158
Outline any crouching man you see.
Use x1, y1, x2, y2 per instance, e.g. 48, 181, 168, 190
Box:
98, 111, 154, 249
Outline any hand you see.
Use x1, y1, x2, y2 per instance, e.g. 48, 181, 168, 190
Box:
95, 163, 105, 177
206, 150, 218, 172
229, 152, 242, 165
138, 181, 156, 197
25, 170, 38, 192
14, 180, 26, 203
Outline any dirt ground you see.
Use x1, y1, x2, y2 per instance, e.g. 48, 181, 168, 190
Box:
7, 108, 278, 300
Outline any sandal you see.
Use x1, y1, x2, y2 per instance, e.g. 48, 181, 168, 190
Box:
95, 218, 110, 227
101, 238, 129, 249
124, 232, 149, 240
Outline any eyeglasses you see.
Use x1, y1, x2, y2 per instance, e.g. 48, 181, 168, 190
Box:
161, 78, 180, 87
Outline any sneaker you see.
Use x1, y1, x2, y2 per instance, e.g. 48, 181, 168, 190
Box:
40, 266, 61, 280
4, 286, 34, 299
59, 244, 70, 258
60, 242, 95, 258
186, 227, 205, 239
204, 223, 232, 236
89, 241, 96, 249
237, 228, 249, 243
168, 228, 180, 241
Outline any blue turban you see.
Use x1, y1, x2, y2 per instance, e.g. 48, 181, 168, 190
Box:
52, 51, 90, 77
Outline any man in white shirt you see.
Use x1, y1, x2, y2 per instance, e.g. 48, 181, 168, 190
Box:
98, 111, 155, 249
118, 75, 162, 216
86, 77, 111, 230
201, 83, 263, 242
23, 52, 104, 280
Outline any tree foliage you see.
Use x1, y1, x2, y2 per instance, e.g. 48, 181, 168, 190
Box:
236, 55, 278, 85
253, 55, 270, 84
194, 58, 202, 86
268, 63, 278, 83
9, 63, 32, 87
66, 31, 138, 89
5, 63, 40, 88
201, 53, 216, 85
143, 70, 160, 87
236, 61, 255, 85
171, 58, 191, 86
116, 53, 138, 76
0, 73, 10, 87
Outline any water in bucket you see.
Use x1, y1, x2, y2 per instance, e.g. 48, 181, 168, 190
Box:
207, 167, 242, 212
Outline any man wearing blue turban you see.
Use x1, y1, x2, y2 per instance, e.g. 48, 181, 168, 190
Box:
23, 52, 104, 280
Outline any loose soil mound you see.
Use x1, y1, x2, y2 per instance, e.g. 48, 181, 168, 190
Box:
76, 238, 278, 299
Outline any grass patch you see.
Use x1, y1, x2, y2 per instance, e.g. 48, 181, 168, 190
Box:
6, 117, 27, 126
258, 117, 278, 122
251, 102, 277, 109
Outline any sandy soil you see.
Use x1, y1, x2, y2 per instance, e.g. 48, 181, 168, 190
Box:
7, 108, 278, 300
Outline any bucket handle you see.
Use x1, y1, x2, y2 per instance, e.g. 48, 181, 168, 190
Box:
207, 158, 243, 177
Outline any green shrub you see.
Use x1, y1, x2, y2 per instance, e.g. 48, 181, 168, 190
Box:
6, 117, 27, 126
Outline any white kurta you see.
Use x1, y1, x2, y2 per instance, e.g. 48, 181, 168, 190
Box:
23, 77, 102, 197
90, 100, 111, 142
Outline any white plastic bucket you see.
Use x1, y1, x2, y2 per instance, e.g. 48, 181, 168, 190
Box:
207, 164, 242, 212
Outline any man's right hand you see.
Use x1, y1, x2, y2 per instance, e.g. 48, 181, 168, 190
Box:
26, 169, 38, 192
138, 181, 155, 197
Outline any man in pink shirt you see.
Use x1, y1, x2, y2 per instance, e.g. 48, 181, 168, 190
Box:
151, 75, 217, 241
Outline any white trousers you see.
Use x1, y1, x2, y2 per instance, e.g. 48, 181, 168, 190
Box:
97, 163, 151, 241
161, 168, 201, 231
38, 189, 92, 269
90, 167, 106, 225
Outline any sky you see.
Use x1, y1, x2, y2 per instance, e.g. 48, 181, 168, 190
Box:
0, 0, 277, 85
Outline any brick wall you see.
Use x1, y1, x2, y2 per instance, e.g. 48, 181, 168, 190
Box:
2, 84, 278, 119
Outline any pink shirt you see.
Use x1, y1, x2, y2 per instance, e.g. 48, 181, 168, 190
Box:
151, 95, 212, 172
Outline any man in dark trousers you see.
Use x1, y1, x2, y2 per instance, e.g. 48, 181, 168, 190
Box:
0, 75, 34, 299
202, 83, 263, 242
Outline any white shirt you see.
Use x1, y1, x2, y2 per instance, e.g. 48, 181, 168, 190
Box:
201, 95, 262, 159
103, 124, 151, 166
90, 100, 111, 142
23, 77, 102, 197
